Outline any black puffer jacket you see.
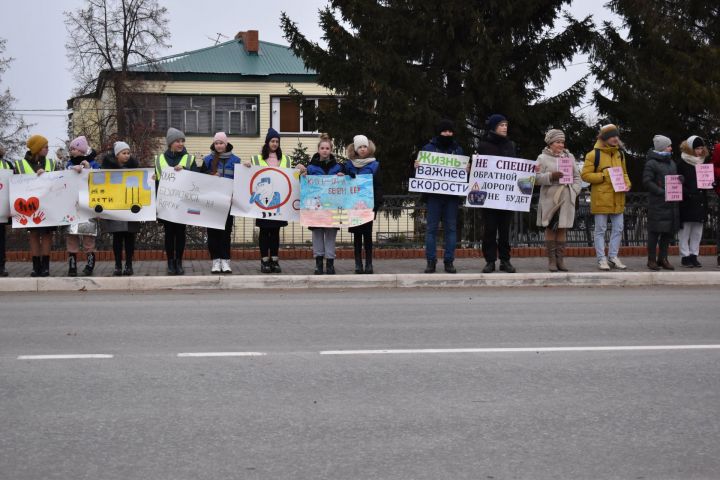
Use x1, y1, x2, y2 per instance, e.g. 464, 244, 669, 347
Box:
476, 131, 518, 157
676, 157, 708, 224
642, 150, 680, 233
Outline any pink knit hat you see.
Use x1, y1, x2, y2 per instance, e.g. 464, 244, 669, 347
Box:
213, 132, 229, 144
69, 136, 90, 154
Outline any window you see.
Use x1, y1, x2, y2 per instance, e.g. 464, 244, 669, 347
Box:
169, 96, 211, 134
128, 95, 168, 133
272, 97, 340, 134
215, 97, 258, 135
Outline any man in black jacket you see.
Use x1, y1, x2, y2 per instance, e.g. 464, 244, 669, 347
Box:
477, 114, 518, 273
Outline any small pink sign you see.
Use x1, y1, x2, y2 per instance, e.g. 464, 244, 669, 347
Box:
608, 167, 627, 192
557, 157, 574, 185
665, 175, 683, 202
696, 164, 714, 189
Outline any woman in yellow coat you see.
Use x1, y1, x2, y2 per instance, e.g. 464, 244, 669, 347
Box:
581, 124, 631, 271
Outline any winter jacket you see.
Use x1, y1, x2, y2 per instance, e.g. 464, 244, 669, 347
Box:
476, 131, 518, 157
581, 141, 632, 215
677, 141, 708, 224
642, 150, 680, 233
711, 143, 720, 197
202, 143, 242, 179
307, 153, 344, 176
66, 150, 101, 170
344, 141, 384, 212
99, 151, 142, 234
535, 148, 581, 229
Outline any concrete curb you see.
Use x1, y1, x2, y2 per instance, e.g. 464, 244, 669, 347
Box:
2, 272, 720, 292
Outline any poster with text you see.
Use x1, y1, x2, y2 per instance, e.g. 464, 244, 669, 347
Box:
231, 165, 301, 222
0, 169, 12, 220
465, 155, 537, 212
300, 174, 374, 228
608, 167, 628, 192
9, 171, 81, 228
665, 175, 683, 202
78, 168, 156, 222
409, 151, 470, 196
157, 169, 233, 229
557, 157, 575, 185
696, 164, 714, 189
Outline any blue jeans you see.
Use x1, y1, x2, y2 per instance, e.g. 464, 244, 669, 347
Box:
594, 213, 624, 259
425, 195, 458, 262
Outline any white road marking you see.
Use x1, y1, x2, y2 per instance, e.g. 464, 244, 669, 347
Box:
177, 352, 267, 357
17, 354, 114, 360
319, 345, 720, 355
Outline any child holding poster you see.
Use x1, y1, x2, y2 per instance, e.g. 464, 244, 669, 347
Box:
677, 136, 709, 268
303, 134, 344, 275
16, 135, 56, 277
203, 132, 241, 274
64, 136, 100, 276
642, 135, 679, 270
101, 142, 141, 276
535, 129, 581, 272
345, 135, 383, 274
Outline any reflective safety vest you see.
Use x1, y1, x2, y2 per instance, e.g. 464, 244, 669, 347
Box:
251, 154, 291, 169
0, 159, 14, 170
15, 157, 55, 174
154, 153, 195, 177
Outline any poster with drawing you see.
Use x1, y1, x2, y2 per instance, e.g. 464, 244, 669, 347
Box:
9, 171, 81, 228
157, 169, 234, 229
78, 168, 156, 222
231, 165, 301, 222
300, 174, 375, 228
465, 155, 537, 212
0, 169, 12, 220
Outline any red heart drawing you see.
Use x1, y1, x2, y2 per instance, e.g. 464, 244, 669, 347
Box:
14, 197, 40, 217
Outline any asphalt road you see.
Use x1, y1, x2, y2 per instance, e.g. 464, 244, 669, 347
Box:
1, 287, 719, 479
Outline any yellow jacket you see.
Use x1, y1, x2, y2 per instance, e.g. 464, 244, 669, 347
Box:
581, 141, 631, 214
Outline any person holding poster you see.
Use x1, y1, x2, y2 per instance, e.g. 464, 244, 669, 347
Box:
63, 136, 101, 276
202, 132, 242, 274
345, 135, 383, 274
155, 128, 198, 275
712, 142, 720, 268
581, 124, 631, 271
244, 128, 293, 274
304, 134, 345, 275
102, 142, 141, 276
677, 136, 709, 268
414, 119, 464, 274
477, 114, 518, 273
535, 129, 581, 272
16, 135, 56, 277
642, 135, 679, 270
0, 144, 12, 277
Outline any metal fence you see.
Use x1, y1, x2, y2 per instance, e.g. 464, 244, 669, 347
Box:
4, 191, 719, 251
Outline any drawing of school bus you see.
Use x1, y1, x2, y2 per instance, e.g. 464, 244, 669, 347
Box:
89, 170, 152, 213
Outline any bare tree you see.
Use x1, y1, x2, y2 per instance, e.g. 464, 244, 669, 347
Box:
0, 38, 30, 156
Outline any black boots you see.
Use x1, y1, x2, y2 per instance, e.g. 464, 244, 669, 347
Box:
68, 253, 78, 277
364, 259, 373, 275
424, 259, 437, 274
314, 256, 324, 275
40, 256, 50, 277
271, 258, 282, 274
444, 261, 456, 274
0, 263, 7, 277
123, 261, 134, 276
167, 259, 177, 275
325, 258, 335, 275
355, 256, 364, 274
261, 258, 272, 274
30, 256, 40, 277
83, 253, 95, 276
482, 262, 495, 273
499, 260, 516, 273
113, 262, 123, 276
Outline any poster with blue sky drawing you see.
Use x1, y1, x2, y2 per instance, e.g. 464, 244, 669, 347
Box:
300, 174, 374, 228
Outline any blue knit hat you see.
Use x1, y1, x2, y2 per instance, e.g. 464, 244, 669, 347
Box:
486, 114, 508, 132
265, 127, 280, 144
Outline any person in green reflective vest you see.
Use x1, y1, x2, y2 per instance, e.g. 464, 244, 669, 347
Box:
243, 128, 293, 274
15, 135, 56, 277
0, 143, 13, 276
155, 128, 198, 275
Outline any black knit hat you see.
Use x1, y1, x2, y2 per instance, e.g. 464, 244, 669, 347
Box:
436, 119, 455, 135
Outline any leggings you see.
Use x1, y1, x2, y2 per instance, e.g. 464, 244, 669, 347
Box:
163, 221, 186, 260
258, 227, 280, 258
352, 221, 373, 260
208, 215, 233, 259
112, 232, 136, 266
647, 231, 672, 260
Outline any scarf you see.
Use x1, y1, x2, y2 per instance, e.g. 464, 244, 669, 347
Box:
681, 152, 704, 166
351, 157, 375, 169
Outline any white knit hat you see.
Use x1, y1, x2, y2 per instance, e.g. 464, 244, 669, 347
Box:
353, 135, 369, 150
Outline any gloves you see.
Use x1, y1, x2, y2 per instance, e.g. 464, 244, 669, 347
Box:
550, 171, 563, 181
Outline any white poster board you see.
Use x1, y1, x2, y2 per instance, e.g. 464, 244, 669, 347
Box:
409, 151, 470, 196
157, 169, 234, 229
9, 171, 81, 228
231, 165, 301, 222
78, 168, 156, 222
465, 155, 537, 212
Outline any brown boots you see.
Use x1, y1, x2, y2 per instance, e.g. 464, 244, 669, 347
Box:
545, 241, 569, 272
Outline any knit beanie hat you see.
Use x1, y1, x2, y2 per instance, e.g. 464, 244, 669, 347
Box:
69, 136, 90, 154
353, 135, 369, 150
599, 124, 620, 141
114, 141, 130, 156
544, 129, 565, 145
27, 135, 49, 156
265, 127, 280, 144
486, 114, 508, 133
652, 135, 672, 152
166, 128, 185, 147
213, 132, 229, 144
436, 119, 455, 135
688, 135, 705, 149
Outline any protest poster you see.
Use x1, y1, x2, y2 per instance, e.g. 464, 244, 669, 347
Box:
9, 171, 81, 228
231, 165, 300, 222
465, 155, 537, 212
557, 157, 575, 185
300, 174, 374, 228
665, 175, 683, 202
696, 164, 714, 189
157, 169, 234, 229
409, 150, 470, 196
608, 167, 628, 192
0, 169, 12, 220
78, 168, 156, 222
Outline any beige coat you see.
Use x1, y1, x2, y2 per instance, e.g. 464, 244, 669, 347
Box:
535, 148, 581, 228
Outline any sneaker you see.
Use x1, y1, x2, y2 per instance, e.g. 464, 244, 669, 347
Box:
211, 259, 221, 274
260, 259, 272, 274
690, 255, 702, 268
270, 259, 282, 274
681, 256, 693, 268
608, 257, 627, 270
482, 262, 495, 273
598, 258, 611, 271
221, 259, 232, 274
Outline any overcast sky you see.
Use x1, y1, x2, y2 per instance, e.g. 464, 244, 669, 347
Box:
1, 0, 617, 153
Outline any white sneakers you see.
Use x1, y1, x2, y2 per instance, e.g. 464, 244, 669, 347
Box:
598, 258, 611, 271
211, 259, 221, 274
221, 259, 232, 274
598, 257, 627, 271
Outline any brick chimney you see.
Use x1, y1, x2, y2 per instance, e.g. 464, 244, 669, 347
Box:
235, 30, 259, 54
